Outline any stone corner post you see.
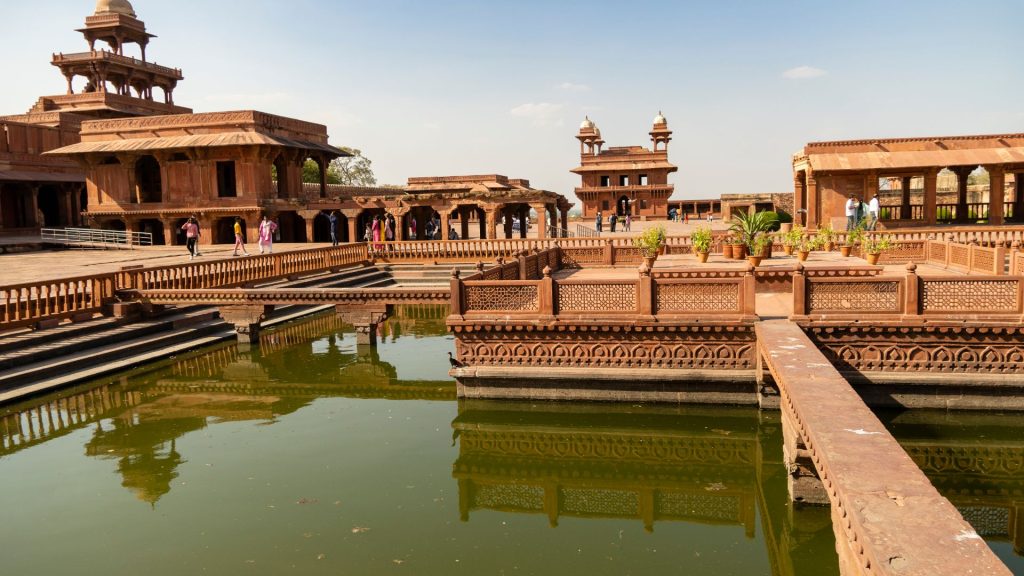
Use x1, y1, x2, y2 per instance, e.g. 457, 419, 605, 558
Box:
791, 262, 806, 317
904, 263, 920, 316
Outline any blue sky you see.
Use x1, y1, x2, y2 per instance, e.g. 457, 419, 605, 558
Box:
4, 1, 1022, 200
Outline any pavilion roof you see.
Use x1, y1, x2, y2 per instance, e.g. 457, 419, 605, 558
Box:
802, 147, 1024, 172
44, 131, 345, 157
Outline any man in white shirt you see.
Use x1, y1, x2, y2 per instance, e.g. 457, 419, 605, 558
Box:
867, 195, 880, 231
845, 195, 858, 231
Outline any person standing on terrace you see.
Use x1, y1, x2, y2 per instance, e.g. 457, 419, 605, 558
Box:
180, 216, 200, 260
845, 194, 858, 231
257, 215, 278, 255
232, 217, 250, 257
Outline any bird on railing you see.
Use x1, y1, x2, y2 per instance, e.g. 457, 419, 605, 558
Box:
448, 351, 466, 368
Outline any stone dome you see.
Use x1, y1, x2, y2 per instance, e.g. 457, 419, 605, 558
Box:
579, 117, 595, 130
94, 0, 137, 17
653, 111, 667, 125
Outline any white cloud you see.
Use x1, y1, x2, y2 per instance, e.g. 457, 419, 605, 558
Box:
782, 66, 827, 80
556, 82, 590, 92
509, 102, 566, 127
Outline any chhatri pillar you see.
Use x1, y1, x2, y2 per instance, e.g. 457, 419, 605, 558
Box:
386, 206, 409, 241
531, 203, 548, 239
988, 165, 1006, 225
924, 169, 939, 226
159, 217, 176, 247
806, 171, 818, 229
953, 166, 972, 223
341, 208, 363, 243
483, 204, 500, 240
437, 205, 455, 241
901, 176, 913, 220
297, 209, 321, 243
559, 206, 569, 237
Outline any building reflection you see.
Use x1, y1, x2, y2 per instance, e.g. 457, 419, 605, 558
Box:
884, 410, 1024, 556
451, 400, 839, 576
0, 305, 455, 505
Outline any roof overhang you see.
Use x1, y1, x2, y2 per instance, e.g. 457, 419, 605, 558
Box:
805, 147, 1024, 173
44, 132, 347, 157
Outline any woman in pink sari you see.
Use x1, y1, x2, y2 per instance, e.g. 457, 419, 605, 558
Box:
371, 216, 382, 252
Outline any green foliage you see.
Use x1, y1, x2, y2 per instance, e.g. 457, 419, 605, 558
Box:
297, 148, 377, 186
863, 235, 893, 255
782, 224, 804, 248
729, 211, 779, 251
775, 210, 793, 224
690, 226, 713, 253
749, 233, 772, 257
633, 225, 667, 257
816, 222, 835, 245
845, 224, 865, 247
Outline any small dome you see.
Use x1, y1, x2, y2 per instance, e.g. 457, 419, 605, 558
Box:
579, 116, 595, 130
94, 0, 136, 17
653, 111, 667, 125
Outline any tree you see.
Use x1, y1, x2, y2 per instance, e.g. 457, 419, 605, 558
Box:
329, 147, 377, 186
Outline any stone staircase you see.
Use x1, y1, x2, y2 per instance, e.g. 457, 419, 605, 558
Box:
381, 263, 476, 286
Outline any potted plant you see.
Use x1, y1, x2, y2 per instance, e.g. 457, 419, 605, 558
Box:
841, 225, 865, 257
691, 226, 713, 263
816, 223, 835, 252
862, 235, 893, 265
796, 236, 817, 262
633, 225, 667, 268
747, 233, 771, 267
730, 211, 779, 261
781, 225, 804, 256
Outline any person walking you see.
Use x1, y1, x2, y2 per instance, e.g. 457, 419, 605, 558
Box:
385, 214, 395, 242
867, 195, 880, 231
180, 216, 200, 260
372, 215, 383, 252
257, 215, 277, 254
410, 216, 417, 240
609, 213, 617, 233
624, 213, 631, 232
596, 210, 603, 233
328, 211, 339, 246
232, 217, 249, 256
845, 194, 858, 231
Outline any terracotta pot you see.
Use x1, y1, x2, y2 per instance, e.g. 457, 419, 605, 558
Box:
784, 245, 794, 256
866, 253, 881, 265
722, 244, 734, 259
657, 245, 666, 256
840, 245, 852, 257
697, 251, 709, 263
797, 250, 809, 262
825, 242, 835, 252
643, 256, 657, 269
779, 223, 793, 233
732, 244, 747, 260
747, 256, 763, 267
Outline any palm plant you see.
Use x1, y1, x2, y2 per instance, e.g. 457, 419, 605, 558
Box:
729, 211, 779, 253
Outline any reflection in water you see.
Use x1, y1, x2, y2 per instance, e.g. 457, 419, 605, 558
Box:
883, 410, 1024, 564
2, 306, 1020, 574
452, 400, 839, 576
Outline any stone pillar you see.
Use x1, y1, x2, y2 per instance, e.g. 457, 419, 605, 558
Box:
781, 407, 829, 505
1015, 173, 1024, 223
924, 169, 938, 226
901, 176, 912, 220
337, 307, 388, 347
806, 172, 818, 229
865, 171, 878, 203
28, 185, 40, 227
988, 165, 1006, 225
531, 204, 547, 239
297, 209, 320, 243
559, 207, 569, 236
439, 208, 454, 241
342, 208, 362, 243
519, 206, 528, 239
219, 305, 273, 345
503, 207, 514, 239
459, 207, 470, 240
484, 205, 499, 240
61, 187, 74, 227
386, 207, 408, 241
197, 215, 214, 246
160, 218, 176, 247
793, 172, 806, 225
954, 166, 971, 223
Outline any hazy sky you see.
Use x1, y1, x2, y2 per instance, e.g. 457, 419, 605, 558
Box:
4, 1, 1022, 201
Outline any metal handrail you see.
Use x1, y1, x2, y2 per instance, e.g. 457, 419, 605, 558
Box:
40, 227, 153, 249
575, 224, 600, 238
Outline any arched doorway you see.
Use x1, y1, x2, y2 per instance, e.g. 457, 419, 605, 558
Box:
312, 212, 332, 242
135, 156, 162, 203
275, 211, 306, 243
37, 185, 60, 227
617, 195, 631, 217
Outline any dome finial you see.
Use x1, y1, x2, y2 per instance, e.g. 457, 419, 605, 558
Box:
94, 0, 137, 17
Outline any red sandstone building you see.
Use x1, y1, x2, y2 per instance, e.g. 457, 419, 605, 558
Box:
573, 113, 677, 219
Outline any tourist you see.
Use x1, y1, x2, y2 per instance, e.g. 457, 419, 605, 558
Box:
624, 213, 631, 232
668, 207, 676, 222
257, 215, 277, 254
707, 212, 713, 223
448, 226, 459, 240
845, 194, 858, 231
868, 195, 880, 231
610, 213, 617, 233
372, 215, 382, 252
328, 211, 339, 246
684, 212, 689, 224
385, 214, 395, 242
232, 217, 249, 256
596, 211, 603, 233
180, 216, 200, 260
410, 216, 417, 240
363, 222, 372, 243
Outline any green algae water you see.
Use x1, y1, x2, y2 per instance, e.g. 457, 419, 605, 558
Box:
0, 306, 1015, 575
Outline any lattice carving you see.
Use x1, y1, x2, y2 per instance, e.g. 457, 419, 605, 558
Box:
656, 282, 739, 313
922, 280, 1018, 312
525, 256, 538, 280
464, 285, 538, 311
558, 283, 636, 311
501, 264, 519, 280
561, 248, 603, 268
876, 241, 925, 263
656, 492, 741, 522
472, 483, 544, 510
949, 244, 970, 269
972, 249, 994, 273
614, 247, 643, 264
808, 281, 900, 312
562, 488, 638, 515
928, 242, 947, 264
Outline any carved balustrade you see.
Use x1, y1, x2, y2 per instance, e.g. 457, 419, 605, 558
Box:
0, 274, 116, 330
793, 264, 1024, 320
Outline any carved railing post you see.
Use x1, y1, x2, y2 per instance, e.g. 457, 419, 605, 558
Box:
449, 269, 463, 316
995, 244, 1007, 275
904, 263, 920, 316
743, 263, 757, 317
539, 266, 554, 316
518, 251, 528, 280
638, 263, 653, 316
604, 239, 614, 266
792, 262, 806, 316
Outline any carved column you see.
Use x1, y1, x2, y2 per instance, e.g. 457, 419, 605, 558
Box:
901, 176, 912, 220
923, 169, 938, 226
459, 206, 470, 240
337, 306, 388, 346
160, 217, 176, 247
503, 207, 514, 239
28, 185, 40, 227
386, 207, 409, 241
953, 166, 971, 223
297, 209, 320, 243
1014, 173, 1024, 223
219, 305, 273, 344
438, 206, 455, 241
341, 208, 363, 243
519, 206, 529, 239
987, 165, 1006, 225
559, 206, 569, 237
806, 172, 818, 229
483, 205, 500, 240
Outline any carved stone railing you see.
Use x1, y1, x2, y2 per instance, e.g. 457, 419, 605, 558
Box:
1013, 251, 1024, 276
117, 243, 368, 290
452, 264, 756, 319
923, 240, 1006, 275
0, 274, 116, 330
793, 263, 1024, 320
